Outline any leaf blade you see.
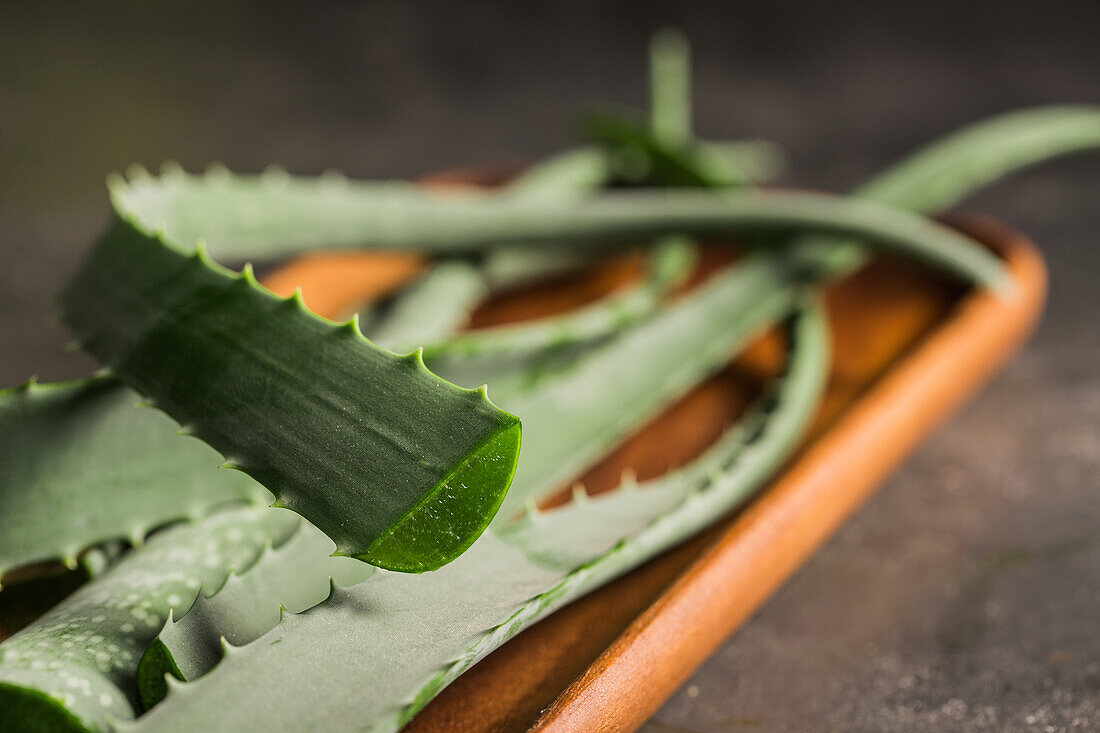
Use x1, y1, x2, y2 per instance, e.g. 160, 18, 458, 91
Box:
60, 217, 521, 573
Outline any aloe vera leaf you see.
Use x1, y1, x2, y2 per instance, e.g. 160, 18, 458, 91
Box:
481, 246, 599, 289
135, 520, 372, 709
126, 301, 826, 733
586, 29, 783, 192
113, 169, 1005, 289
483, 251, 808, 515
60, 215, 522, 573
497, 299, 828, 571
586, 112, 785, 189
127, 535, 566, 733
423, 237, 695, 359
860, 105, 1100, 210
365, 260, 488, 352
650, 28, 692, 148
0, 377, 268, 581
592, 32, 786, 190
0, 506, 298, 732
792, 105, 1100, 277
500, 146, 613, 202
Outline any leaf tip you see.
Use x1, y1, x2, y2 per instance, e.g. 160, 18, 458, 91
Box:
218, 635, 236, 656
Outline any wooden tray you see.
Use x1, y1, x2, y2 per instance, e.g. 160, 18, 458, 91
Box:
262, 178, 1046, 732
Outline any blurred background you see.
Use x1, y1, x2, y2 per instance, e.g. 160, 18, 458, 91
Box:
1, 2, 1097, 730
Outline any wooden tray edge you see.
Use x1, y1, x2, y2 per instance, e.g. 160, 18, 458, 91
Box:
531, 214, 1048, 732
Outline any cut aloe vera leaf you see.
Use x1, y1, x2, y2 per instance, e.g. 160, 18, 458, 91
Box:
423, 251, 799, 513
0, 506, 297, 733
136, 520, 372, 709
125, 301, 826, 733
0, 377, 268, 581
60, 216, 522, 573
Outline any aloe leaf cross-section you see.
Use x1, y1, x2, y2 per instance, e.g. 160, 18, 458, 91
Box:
60, 211, 521, 574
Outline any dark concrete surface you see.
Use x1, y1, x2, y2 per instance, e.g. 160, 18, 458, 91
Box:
1, 2, 1097, 731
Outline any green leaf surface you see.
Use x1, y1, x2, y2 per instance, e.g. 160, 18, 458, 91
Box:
60, 216, 522, 573
649, 28, 693, 148
136, 520, 371, 709
499, 146, 613, 203
126, 302, 827, 733
0, 378, 268, 581
0, 506, 297, 732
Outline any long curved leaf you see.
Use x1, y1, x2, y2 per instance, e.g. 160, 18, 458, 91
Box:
109, 172, 1006, 289
790, 105, 1100, 277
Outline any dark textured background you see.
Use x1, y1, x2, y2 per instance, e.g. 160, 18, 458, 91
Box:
1, 2, 1098, 731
